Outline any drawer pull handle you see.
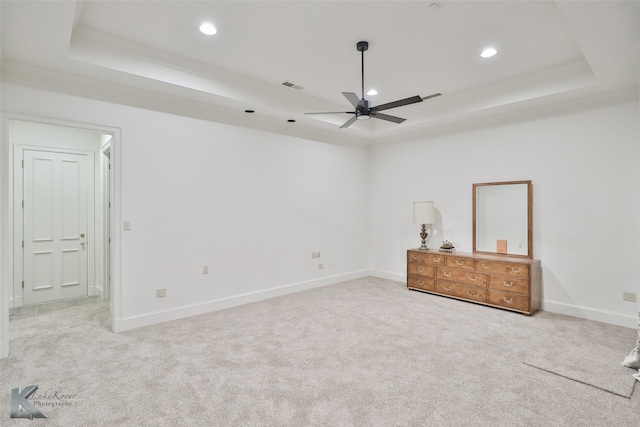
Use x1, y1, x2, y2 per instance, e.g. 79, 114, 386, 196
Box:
503, 281, 514, 287
432, 257, 440, 262
418, 281, 424, 286
503, 297, 513, 303
443, 272, 452, 277
510, 268, 521, 274
469, 276, 477, 281
456, 261, 465, 266
482, 264, 491, 270
444, 286, 452, 291
417, 267, 424, 272
411, 255, 419, 260
469, 291, 478, 296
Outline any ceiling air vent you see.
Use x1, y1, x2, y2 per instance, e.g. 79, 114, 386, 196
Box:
282, 81, 304, 90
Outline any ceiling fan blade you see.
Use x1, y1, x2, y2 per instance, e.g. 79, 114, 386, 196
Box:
371, 112, 406, 124
342, 92, 361, 108
339, 115, 358, 129
422, 93, 442, 101
305, 111, 353, 115
371, 95, 423, 112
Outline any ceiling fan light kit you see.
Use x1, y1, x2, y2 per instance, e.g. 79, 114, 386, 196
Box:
306, 41, 441, 129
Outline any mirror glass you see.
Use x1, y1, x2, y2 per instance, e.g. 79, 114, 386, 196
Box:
473, 181, 532, 258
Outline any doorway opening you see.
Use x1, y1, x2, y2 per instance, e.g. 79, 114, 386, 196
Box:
4, 117, 119, 351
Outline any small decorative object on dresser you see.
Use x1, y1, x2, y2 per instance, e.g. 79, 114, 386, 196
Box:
439, 240, 455, 253
407, 249, 542, 315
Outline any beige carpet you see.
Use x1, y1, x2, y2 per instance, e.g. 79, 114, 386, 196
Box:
2, 277, 639, 426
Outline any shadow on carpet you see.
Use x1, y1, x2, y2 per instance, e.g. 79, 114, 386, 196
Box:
522, 314, 637, 399
523, 361, 636, 399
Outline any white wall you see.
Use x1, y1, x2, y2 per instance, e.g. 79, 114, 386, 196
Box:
369, 101, 640, 327
1, 83, 370, 334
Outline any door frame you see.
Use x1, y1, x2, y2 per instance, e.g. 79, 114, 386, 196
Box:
1, 113, 122, 358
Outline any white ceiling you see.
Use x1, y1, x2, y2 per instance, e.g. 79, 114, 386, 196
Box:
1, 1, 638, 146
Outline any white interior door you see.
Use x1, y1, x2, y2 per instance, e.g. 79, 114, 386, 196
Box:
23, 149, 89, 304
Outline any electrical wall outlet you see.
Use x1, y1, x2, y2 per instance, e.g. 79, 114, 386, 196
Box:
623, 292, 637, 302
156, 288, 166, 298
318, 263, 324, 270
203, 266, 209, 274
123, 221, 131, 231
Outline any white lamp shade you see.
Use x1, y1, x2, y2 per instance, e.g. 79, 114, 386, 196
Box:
413, 201, 435, 224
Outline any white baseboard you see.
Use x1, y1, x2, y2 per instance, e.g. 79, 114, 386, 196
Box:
113, 270, 369, 332
542, 300, 637, 329
369, 269, 405, 283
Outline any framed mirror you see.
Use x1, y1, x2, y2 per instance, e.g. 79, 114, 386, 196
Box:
473, 180, 532, 258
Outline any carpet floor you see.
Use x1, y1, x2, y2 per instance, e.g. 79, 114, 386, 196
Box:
1, 276, 639, 426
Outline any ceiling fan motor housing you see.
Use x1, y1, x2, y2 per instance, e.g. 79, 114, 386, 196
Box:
358, 98, 371, 111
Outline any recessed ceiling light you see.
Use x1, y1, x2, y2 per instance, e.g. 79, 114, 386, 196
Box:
481, 48, 497, 58
244, 109, 255, 113
199, 23, 217, 36
287, 119, 296, 123
367, 89, 378, 96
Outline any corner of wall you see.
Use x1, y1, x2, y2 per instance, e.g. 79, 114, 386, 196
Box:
369, 269, 405, 283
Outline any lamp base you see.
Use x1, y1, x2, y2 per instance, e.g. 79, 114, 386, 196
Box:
418, 224, 429, 250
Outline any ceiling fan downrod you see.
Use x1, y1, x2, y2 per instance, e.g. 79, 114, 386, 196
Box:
357, 41, 368, 100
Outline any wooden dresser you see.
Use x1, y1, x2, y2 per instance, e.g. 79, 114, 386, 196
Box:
407, 249, 541, 315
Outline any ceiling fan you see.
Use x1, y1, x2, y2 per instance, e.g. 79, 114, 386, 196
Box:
305, 41, 441, 129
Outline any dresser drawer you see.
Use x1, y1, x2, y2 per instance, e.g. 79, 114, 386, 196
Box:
423, 253, 446, 266
477, 261, 529, 278
407, 263, 435, 278
445, 256, 475, 270
407, 275, 435, 291
488, 290, 529, 312
408, 251, 446, 266
408, 251, 427, 263
437, 268, 487, 287
436, 280, 486, 303
488, 276, 529, 294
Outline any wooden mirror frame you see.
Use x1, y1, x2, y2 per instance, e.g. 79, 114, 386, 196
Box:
472, 180, 533, 259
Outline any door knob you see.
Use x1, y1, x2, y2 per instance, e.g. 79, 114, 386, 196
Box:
81, 233, 85, 238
